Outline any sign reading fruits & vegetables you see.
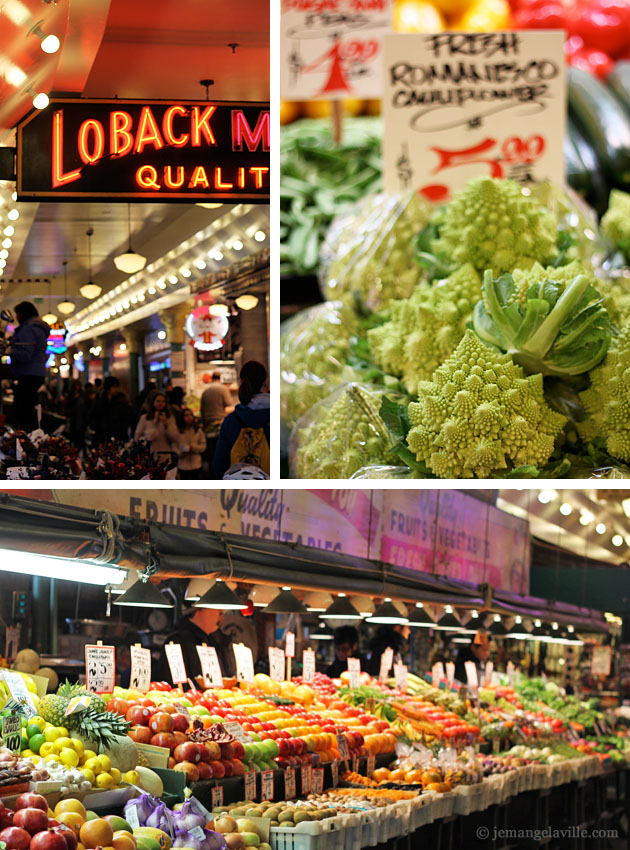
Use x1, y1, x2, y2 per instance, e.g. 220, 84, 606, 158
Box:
382, 31, 565, 201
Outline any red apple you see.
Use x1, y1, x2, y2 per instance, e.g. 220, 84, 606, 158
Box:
106, 698, 130, 716
209, 760, 225, 778
30, 831, 68, 850
126, 706, 152, 726
128, 725, 153, 744
150, 732, 177, 751
136, 698, 156, 708
220, 759, 234, 778
0, 828, 32, 850
15, 795, 48, 813
13, 808, 49, 836
150, 712, 174, 734
196, 762, 213, 780
159, 704, 178, 715
173, 743, 201, 764
173, 762, 199, 782
171, 714, 189, 733
219, 742, 234, 761
0, 811, 14, 830
53, 827, 77, 850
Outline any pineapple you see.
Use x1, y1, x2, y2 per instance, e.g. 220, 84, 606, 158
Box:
71, 707, 130, 749
38, 693, 68, 727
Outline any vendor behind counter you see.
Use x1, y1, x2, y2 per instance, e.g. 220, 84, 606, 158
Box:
156, 607, 236, 683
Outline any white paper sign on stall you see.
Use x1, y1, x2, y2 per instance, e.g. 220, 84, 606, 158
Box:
347, 657, 361, 689
233, 643, 255, 684
164, 643, 187, 684
394, 663, 408, 693
269, 647, 286, 682
280, 0, 392, 101
465, 661, 479, 694
446, 662, 455, 688
591, 646, 612, 677
382, 31, 566, 200
197, 645, 223, 689
303, 649, 315, 684
85, 644, 116, 694
130, 645, 152, 692
379, 647, 394, 683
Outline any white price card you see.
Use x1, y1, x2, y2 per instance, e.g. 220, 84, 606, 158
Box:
331, 760, 339, 788
280, 0, 392, 101
432, 662, 445, 684
367, 755, 376, 777
233, 643, 255, 684
591, 646, 612, 677
285, 631, 295, 658
245, 771, 257, 802
394, 663, 408, 693
351, 755, 359, 774
285, 767, 296, 799
382, 31, 566, 199
507, 661, 515, 687
223, 721, 252, 743
347, 657, 361, 689
211, 786, 224, 810
269, 647, 286, 682
312, 768, 324, 795
379, 647, 394, 683
164, 643, 188, 685
85, 644, 116, 694
301, 764, 312, 794
446, 662, 455, 688
303, 649, 315, 684
197, 645, 223, 689
1, 671, 37, 715
130, 646, 151, 693
2, 715, 21, 752
465, 661, 479, 693
261, 770, 274, 802
484, 662, 494, 687
336, 732, 350, 760
125, 806, 140, 829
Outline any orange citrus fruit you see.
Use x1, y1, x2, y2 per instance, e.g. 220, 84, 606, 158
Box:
80, 820, 114, 849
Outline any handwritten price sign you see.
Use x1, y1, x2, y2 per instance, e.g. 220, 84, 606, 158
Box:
280, 0, 391, 101
233, 643, 255, 684
85, 644, 115, 694
261, 770, 274, 802
382, 31, 565, 199
197, 645, 223, 688
303, 649, 315, 684
269, 647, 286, 682
164, 643, 187, 685
130, 646, 151, 693
347, 657, 361, 689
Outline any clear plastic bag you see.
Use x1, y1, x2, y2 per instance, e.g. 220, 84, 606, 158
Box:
320, 192, 431, 313
280, 300, 361, 429
289, 382, 406, 479
350, 465, 416, 479
528, 181, 604, 264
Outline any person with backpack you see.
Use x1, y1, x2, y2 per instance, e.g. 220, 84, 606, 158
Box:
211, 360, 270, 479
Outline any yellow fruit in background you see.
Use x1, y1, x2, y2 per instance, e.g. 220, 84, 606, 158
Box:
97, 755, 112, 772
84, 757, 100, 773
30, 756, 40, 764
81, 769, 96, 785
21, 749, 34, 758
60, 748, 80, 767
83, 750, 98, 762
449, 0, 510, 28
280, 101, 301, 125
55, 800, 87, 819
30, 716, 46, 728
40, 742, 59, 757
80, 819, 114, 849
70, 738, 84, 756
123, 771, 141, 786
44, 727, 62, 742
58, 812, 85, 837
45, 754, 60, 764
393, 0, 446, 31
96, 773, 115, 790
110, 768, 122, 784
56, 737, 73, 749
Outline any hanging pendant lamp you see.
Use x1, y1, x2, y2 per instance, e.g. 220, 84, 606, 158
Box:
435, 605, 465, 632
366, 598, 409, 625
194, 578, 244, 610
489, 614, 508, 637
320, 593, 362, 620
114, 205, 147, 274
80, 227, 102, 299
114, 577, 173, 609
57, 260, 75, 315
264, 586, 307, 615
407, 603, 436, 628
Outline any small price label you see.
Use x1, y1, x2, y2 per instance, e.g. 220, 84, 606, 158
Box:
394, 663, 408, 693
301, 764, 312, 793
223, 721, 252, 743
336, 733, 349, 760
233, 643, 255, 684
85, 644, 116, 693
367, 755, 376, 777
465, 661, 479, 693
197, 645, 223, 688
285, 631, 295, 658
2, 715, 21, 752
164, 643, 187, 684
446, 662, 455, 688
245, 771, 257, 801
331, 760, 339, 787
312, 768, 324, 795
126, 806, 140, 829
507, 661, 514, 687
211, 786, 224, 810
284, 767, 296, 799
347, 657, 361, 689
1, 671, 36, 716
189, 827, 206, 842
351, 755, 359, 774
261, 770, 274, 802
303, 649, 315, 684
268, 647, 285, 682
130, 645, 151, 692
432, 662, 444, 686
484, 662, 494, 687
379, 647, 394, 683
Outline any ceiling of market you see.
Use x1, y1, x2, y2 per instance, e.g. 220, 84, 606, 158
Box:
0, 0, 269, 330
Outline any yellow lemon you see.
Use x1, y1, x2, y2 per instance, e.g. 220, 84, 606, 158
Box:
21, 749, 34, 758
109, 768, 122, 784
45, 754, 60, 764
30, 716, 46, 728
83, 750, 98, 762
84, 757, 100, 773
123, 770, 141, 785
81, 768, 96, 785
44, 727, 62, 742
96, 772, 115, 789
97, 754, 112, 772
57, 727, 69, 736
30, 756, 40, 764
70, 738, 84, 756
56, 737, 74, 750
40, 742, 59, 757
60, 748, 80, 767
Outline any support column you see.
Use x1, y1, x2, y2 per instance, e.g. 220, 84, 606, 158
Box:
79, 344, 92, 385
122, 328, 143, 407
98, 336, 113, 377
239, 293, 269, 368
159, 303, 192, 389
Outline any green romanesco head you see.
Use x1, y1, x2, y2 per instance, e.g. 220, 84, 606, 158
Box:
406, 330, 567, 478
509, 260, 597, 306
430, 177, 559, 275
601, 189, 630, 258
368, 263, 482, 393
597, 275, 630, 328
292, 383, 398, 479
579, 325, 630, 461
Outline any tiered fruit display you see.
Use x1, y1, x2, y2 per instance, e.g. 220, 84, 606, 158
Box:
212, 800, 338, 831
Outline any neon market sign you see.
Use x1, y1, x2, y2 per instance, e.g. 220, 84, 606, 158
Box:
186, 306, 229, 352
47, 326, 67, 354
16, 99, 270, 202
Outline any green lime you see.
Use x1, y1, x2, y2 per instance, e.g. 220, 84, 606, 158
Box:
26, 723, 42, 739
20, 717, 27, 728
20, 735, 29, 751
29, 733, 46, 754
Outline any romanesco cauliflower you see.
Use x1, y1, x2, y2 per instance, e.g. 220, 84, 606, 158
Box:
292, 383, 399, 479
406, 330, 567, 478
368, 264, 482, 393
601, 189, 630, 259
429, 177, 559, 275
579, 326, 630, 461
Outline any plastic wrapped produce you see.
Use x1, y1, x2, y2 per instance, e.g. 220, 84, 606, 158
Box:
320, 192, 431, 312
290, 383, 406, 479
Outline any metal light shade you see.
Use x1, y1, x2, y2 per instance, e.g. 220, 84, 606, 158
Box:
489, 615, 508, 637
312, 623, 334, 640
235, 294, 259, 310
304, 591, 334, 612
564, 626, 584, 646
80, 282, 102, 299
366, 598, 409, 625
435, 605, 464, 631
114, 579, 173, 608
408, 603, 435, 628
194, 579, 243, 610
250, 584, 278, 607
530, 620, 552, 641
506, 616, 531, 639
57, 300, 75, 315
349, 596, 375, 617
320, 593, 362, 620
110, 571, 138, 595
41, 313, 57, 325
185, 578, 213, 601
460, 610, 481, 635
114, 250, 146, 274
265, 587, 307, 614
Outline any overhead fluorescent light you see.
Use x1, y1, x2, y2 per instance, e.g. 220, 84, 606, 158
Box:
0, 549, 127, 586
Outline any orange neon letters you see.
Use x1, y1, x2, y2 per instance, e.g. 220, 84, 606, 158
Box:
111, 111, 134, 157
191, 106, 217, 146
188, 166, 210, 189
164, 166, 185, 188
134, 107, 165, 154
249, 166, 269, 189
52, 111, 81, 187
163, 106, 189, 147
136, 165, 160, 190
78, 119, 105, 164
231, 110, 270, 152
214, 168, 233, 190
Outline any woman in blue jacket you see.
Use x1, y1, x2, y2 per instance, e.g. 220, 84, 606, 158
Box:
9, 302, 50, 432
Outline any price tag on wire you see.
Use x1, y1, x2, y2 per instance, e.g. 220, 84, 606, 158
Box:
130, 645, 151, 693
233, 643, 255, 684
336, 733, 350, 760
285, 631, 295, 658
484, 662, 494, 687
197, 645, 223, 689
507, 661, 515, 687
223, 721, 252, 743
261, 770, 274, 802
85, 644, 116, 693
211, 786, 224, 810
347, 657, 361, 689
244, 771, 257, 801
2, 715, 21, 753
164, 643, 187, 685
379, 647, 394, 683
284, 768, 296, 799
394, 663, 408, 693
312, 768, 324, 795
268, 647, 286, 682
301, 764, 312, 794
303, 649, 315, 684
